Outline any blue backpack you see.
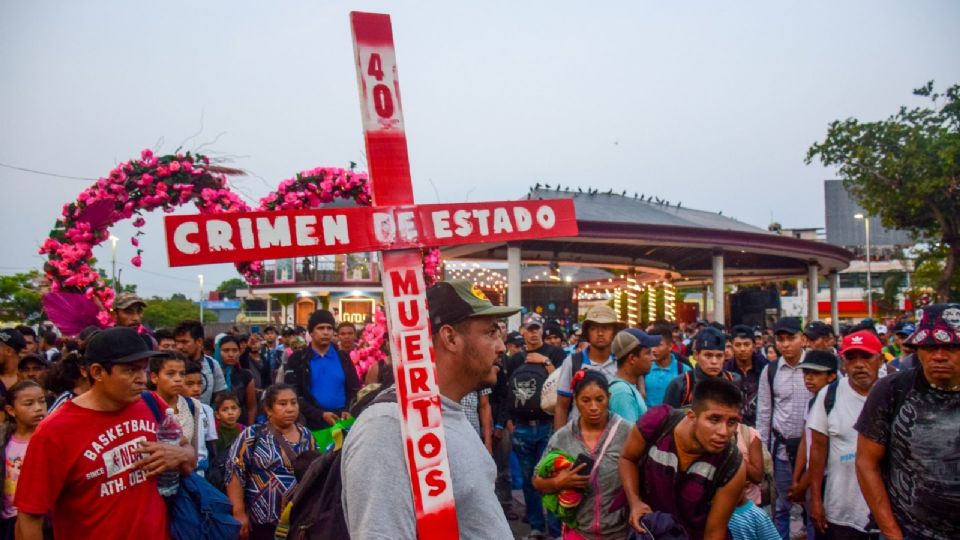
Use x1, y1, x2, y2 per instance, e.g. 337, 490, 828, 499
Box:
141, 392, 242, 540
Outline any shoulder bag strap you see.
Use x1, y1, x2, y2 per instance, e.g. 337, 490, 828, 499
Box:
590, 416, 623, 483
266, 424, 301, 468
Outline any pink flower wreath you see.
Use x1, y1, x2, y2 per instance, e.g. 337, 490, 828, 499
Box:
39, 149, 262, 333
40, 151, 443, 343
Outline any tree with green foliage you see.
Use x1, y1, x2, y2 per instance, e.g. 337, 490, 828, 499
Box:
910, 245, 960, 301
0, 271, 44, 323
142, 296, 217, 328
807, 82, 960, 302
216, 277, 248, 299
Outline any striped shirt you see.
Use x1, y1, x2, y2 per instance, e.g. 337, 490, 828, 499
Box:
728, 500, 780, 540
756, 354, 812, 461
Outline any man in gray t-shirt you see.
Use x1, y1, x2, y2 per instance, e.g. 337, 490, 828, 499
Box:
341, 280, 520, 539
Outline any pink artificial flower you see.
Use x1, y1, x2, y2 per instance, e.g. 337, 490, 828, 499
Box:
131, 236, 139, 247
169, 161, 181, 173
96, 311, 112, 327
133, 217, 146, 227
131, 255, 142, 267
156, 165, 170, 178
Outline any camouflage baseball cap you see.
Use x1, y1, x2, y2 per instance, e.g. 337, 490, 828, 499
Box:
426, 280, 521, 333
114, 292, 147, 310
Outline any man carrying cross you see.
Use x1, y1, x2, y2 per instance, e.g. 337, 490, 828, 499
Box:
162, 12, 578, 537
341, 280, 518, 539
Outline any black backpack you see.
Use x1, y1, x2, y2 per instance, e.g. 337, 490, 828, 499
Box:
277, 389, 397, 540
508, 361, 549, 420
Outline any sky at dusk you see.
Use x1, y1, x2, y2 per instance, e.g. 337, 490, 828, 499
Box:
2, 1, 958, 298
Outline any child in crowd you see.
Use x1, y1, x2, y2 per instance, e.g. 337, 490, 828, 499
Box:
0, 381, 47, 539
215, 393, 245, 455
149, 353, 207, 469
788, 350, 839, 540
183, 362, 218, 476
728, 493, 781, 540
46, 352, 89, 414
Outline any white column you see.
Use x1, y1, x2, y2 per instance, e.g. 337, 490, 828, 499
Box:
507, 244, 522, 331
266, 296, 273, 323
829, 271, 840, 334
702, 286, 709, 319
712, 251, 724, 325
808, 264, 819, 322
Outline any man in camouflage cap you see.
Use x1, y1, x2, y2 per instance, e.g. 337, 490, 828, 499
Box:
113, 292, 147, 328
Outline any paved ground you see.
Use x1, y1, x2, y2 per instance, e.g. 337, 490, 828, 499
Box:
506, 490, 807, 540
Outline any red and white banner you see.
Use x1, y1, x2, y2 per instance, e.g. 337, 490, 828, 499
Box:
163, 199, 577, 267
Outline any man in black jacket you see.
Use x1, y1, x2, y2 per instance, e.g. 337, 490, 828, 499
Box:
664, 327, 740, 408
283, 309, 361, 430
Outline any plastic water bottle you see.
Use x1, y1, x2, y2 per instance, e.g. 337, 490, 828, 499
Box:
156, 407, 182, 497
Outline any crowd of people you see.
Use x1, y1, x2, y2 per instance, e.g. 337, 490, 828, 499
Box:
0, 285, 956, 540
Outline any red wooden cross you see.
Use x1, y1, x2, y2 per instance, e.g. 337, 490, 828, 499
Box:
164, 12, 577, 538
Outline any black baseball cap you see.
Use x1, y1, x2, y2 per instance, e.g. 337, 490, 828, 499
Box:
0, 329, 26, 352
694, 327, 726, 351
798, 349, 839, 372
803, 321, 835, 340
731, 325, 754, 339
774, 317, 802, 335
85, 327, 168, 366
427, 280, 521, 334
18, 354, 47, 370
505, 331, 524, 346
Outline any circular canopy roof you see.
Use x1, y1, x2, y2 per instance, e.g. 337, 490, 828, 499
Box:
442, 189, 853, 284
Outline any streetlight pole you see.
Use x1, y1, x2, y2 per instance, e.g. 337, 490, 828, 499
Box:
109, 235, 119, 291
198, 274, 205, 324
855, 213, 873, 318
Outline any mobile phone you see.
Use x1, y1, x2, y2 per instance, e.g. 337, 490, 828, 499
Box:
572, 453, 595, 476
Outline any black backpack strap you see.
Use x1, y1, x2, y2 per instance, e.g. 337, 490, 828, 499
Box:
681, 371, 694, 406
714, 439, 744, 488
823, 380, 840, 416
766, 360, 779, 433
890, 367, 917, 419
371, 387, 398, 407
677, 355, 684, 375
572, 350, 586, 373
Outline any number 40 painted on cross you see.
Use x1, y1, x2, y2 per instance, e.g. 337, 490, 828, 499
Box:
351, 13, 576, 539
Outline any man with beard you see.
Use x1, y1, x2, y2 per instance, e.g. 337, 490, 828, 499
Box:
724, 325, 769, 427
855, 304, 960, 540
806, 331, 883, 538
112, 292, 147, 329
341, 280, 519, 539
